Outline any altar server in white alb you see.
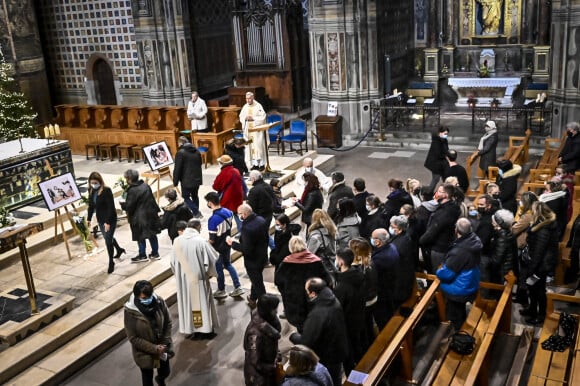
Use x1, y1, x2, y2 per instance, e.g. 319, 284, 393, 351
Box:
187, 91, 208, 132
239, 92, 268, 171
171, 219, 220, 339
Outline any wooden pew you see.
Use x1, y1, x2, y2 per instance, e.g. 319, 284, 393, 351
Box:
528, 293, 580, 386
344, 277, 442, 385
536, 134, 566, 170
431, 273, 516, 386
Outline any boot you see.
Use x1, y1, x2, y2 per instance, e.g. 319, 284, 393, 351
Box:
107, 259, 115, 274
113, 239, 126, 259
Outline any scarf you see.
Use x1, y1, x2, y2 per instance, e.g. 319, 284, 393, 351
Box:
478, 127, 497, 151
134, 296, 162, 341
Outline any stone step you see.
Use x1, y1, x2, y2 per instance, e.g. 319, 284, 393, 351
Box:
0, 259, 173, 384
6, 278, 178, 386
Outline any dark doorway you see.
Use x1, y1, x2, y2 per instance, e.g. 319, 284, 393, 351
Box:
93, 59, 117, 105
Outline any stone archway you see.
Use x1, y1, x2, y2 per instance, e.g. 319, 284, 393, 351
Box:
86, 54, 119, 105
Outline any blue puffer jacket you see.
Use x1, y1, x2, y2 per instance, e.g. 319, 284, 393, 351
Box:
437, 232, 482, 301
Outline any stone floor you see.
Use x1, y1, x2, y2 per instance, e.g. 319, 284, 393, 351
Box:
0, 115, 570, 385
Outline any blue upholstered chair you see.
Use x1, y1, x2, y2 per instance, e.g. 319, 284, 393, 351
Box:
266, 112, 284, 154
195, 138, 211, 169
280, 119, 307, 155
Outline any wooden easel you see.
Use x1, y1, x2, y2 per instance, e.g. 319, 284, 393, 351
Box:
142, 166, 179, 203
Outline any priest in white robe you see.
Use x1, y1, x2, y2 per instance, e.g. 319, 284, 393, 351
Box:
171, 219, 219, 338
239, 92, 268, 170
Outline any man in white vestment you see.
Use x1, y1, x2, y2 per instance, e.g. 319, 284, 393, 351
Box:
239, 92, 268, 171
187, 91, 208, 132
171, 219, 219, 339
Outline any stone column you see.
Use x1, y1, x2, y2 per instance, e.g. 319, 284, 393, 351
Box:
444, 0, 454, 46
0, 0, 52, 124
427, 0, 438, 47
132, 0, 192, 106
309, 0, 380, 136
538, 0, 551, 45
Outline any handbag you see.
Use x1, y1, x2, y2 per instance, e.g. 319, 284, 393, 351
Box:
449, 331, 476, 355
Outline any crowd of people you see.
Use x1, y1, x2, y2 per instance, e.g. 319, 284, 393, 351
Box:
118, 115, 580, 385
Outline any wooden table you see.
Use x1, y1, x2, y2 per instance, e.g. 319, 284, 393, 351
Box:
0, 223, 43, 314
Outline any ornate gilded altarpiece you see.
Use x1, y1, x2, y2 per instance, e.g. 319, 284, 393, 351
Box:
459, 0, 522, 45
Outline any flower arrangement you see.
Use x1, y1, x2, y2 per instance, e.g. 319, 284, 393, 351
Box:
71, 210, 94, 252
0, 202, 15, 227
114, 176, 129, 199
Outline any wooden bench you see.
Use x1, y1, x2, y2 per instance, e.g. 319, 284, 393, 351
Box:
117, 144, 135, 162
528, 293, 580, 386
85, 142, 100, 160
344, 276, 442, 385
99, 143, 119, 161
431, 273, 516, 386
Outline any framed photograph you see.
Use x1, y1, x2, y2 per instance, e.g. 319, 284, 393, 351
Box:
143, 141, 174, 171
38, 172, 82, 211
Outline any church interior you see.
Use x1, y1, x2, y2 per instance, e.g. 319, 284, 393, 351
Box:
0, 0, 579, 385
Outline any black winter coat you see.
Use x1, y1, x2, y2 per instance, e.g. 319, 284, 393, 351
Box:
389, 232, 417, 305
491, 228, 517, 278
87, 186, 117, 226
290, 287, 349, 366
334, 268, 366, 327
543, 191, 569, 241
161, 201, 193, 241
419, 200, 461, 253
424, 133, 449, 175
360, 209, 386, 239
247, 179, 275, 221
269, 223, 302, 267
496, 165, 521, 214
243, 310, 281, 386
382, 189, 413, 224
225, 142, 249, 175
478, 132, 498, 172
475, 212, 495, 256
122, 180, 161, 241
559, 133, 580, 173
528, 216, 559, 277
354, 191, 371, 222
327, 182, 354, 221
444, 164, 469, 193
232, 213, 269, 267
295, 188, 324, 225
275, 251, 331, 329
172, 143, 202, 190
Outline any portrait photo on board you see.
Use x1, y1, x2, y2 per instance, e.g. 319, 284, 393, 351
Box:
143, 141, 174, 171
38, 172, 82, 211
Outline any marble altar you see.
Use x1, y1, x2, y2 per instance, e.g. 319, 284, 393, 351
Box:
448, 77, 522, 107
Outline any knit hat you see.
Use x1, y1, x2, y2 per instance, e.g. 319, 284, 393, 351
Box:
217, 155, 233, 165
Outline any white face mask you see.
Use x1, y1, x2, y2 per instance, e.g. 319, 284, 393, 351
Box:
305, 167, 313, 173
518, 201, 523, 207
388, 226, 396, 236
365, 205, 372, 212
91, 183, 100, 190
275, 225, 282, 231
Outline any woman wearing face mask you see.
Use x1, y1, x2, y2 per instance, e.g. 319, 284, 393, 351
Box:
292, 173, 324, 231
335, 198, 361, 250
360, 195, 385, 239
511, 191, 538, 304
477, 120, 499, 177
495, 159, 521, 215
87, 171, 125, 274
124, 280, 174, 386
424, 126, 450, 196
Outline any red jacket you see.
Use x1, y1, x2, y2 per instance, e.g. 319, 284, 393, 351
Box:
212, 165, 244, 212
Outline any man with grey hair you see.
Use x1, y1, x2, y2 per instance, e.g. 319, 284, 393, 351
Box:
121, 169, 161, 262
187, 91, 208, 132
436, 217, 483, 331
246, 170, 275, 228
239, 91, 267, 171
558, 121, 580, 173
226, 203, 269, 308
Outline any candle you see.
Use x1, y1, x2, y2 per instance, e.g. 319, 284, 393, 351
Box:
44, 125, 49, 138
54, 124, 60, 135
49, 124, 54, 137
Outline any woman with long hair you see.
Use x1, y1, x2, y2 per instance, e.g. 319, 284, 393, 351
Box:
520, 201, 559, 325
511, 191, 538, 304
281, 345, 333, 386
306, 209, 337, 260
348, 237, 378, 350
382, 178, 413, 225
87, 171, 125, 273
293, 172, 324, 231
360, 195, 385, 239
335, 198, 360, 250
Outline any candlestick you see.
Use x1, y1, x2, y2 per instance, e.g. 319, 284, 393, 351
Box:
49, 124, 55, 137
54, 124, 60, 136
19, 136, 24, 153
44, 125, 49, 138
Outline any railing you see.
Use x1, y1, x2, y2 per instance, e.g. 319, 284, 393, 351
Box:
468, 105, 553, 136
370, 101, 441, 138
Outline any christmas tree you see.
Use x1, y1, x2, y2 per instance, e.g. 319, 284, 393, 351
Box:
0, 48, 37, 142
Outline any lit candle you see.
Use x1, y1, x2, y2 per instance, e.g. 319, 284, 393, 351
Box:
54, 124, 60, 135
49, 124, 54, 137
44, 125, 49, 138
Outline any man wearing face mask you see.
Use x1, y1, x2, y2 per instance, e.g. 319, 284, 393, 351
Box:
485, 182, 502, 211
205, 192, 244, 300
436, 218, 482, 331
474, 194, 497, 292
388, 215, 417, 312
558, 122, 580, 173
419, 184, 461, 272
424, 126, 450, 196
370, 228, 400, 329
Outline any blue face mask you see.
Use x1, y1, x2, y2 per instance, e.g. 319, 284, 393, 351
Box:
140, 296, 153, 305
498, 169, 504, 177
370, 238, 376, 247
469, 210, 478, 217
388, 226, 396, 236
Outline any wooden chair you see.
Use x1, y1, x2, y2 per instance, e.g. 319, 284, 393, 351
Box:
196, 138, 212, 169
99, 143, 119, 161
131, 145, 145, 163
529, 168, 553, 183
85, 142, 100, 160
